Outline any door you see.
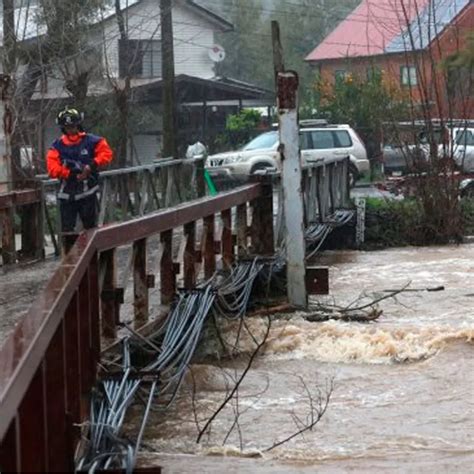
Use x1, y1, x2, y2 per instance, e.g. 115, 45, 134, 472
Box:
306, 130, 338, 161
454, 128, 474, 172
300, 131, 313, 164
332, 129, 353, 157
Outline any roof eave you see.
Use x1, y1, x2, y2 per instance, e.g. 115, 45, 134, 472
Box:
305, 49, 426, 65
185, 0, 233, 32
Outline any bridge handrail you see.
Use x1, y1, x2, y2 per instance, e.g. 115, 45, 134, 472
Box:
35, 156, 205, 186
0, 182, 269, 471
1, 157, 207, 265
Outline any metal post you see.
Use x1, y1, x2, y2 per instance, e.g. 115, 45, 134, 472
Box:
278, 71, 307, 308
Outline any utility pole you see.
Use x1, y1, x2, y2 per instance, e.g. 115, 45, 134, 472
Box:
271, 21, 284, 90
272, 21, 307, 308
1, 0, 15, 192
161, 0, 178, 158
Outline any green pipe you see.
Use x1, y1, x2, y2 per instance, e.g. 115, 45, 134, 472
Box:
204, 169, 217, 196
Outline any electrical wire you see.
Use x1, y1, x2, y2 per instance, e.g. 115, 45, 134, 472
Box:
76, 256, 277, 472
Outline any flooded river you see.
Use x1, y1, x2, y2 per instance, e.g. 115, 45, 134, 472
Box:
135, 244, 474, 473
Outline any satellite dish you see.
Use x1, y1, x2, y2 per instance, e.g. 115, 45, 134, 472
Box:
209, 44, 226, 63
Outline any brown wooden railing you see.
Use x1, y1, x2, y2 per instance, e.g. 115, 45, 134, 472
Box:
0, 157, 206, 265
0, 180, 273, 472
0, 187, 44, 264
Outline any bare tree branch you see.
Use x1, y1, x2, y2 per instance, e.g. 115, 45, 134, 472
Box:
196, 316, 272, 444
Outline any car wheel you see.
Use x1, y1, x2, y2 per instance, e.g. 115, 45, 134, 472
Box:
348, 164, 359, 188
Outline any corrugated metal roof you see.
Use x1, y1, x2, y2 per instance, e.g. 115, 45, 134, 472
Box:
305, 0, 469, 62
386, 0, 471, 52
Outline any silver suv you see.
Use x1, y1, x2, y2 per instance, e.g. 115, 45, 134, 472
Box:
206, 121, 370, 184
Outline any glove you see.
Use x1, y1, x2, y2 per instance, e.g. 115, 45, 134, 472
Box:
64, 159, 84, 173
77, 164, 92, 181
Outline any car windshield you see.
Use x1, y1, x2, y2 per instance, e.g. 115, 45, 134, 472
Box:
242, 131, 278, 151
419, 129, 444, 145
455, 129, 474, 146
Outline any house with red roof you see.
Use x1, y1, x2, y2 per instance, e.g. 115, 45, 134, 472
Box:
305, 0, 473, 119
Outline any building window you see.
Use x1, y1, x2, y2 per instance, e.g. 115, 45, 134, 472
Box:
118, 39, 162, 78
335, 70, 348, 83
400, 65, 417, 87
367, 66, 381, 81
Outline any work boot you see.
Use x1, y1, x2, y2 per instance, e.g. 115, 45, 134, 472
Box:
61, 232, 79, 257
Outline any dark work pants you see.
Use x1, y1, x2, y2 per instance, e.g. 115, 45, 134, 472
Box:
59, 194, 98, 232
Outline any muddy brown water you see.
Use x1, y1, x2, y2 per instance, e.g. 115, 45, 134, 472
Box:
1, 244, 472, 472
133, 245, 474, 473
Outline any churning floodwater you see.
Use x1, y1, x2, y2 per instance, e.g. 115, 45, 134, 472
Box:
133, 245, 474, 473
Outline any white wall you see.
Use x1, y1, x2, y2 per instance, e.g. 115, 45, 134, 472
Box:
98, 0, 217, 79
130, 133, 161, 164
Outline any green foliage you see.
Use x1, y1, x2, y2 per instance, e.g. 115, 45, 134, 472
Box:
461, 197, 474, 236
316, 70, 408, 131
226, 109, 261, 132
216, 109, 262, 150
364, 198, 424, 248
216, 0, 360, 105
364, 196, 466, 248
444, 32, 474, 69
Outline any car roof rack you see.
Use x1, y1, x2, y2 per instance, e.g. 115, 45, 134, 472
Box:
271, 120, 351, 130
299, 119, 329, 128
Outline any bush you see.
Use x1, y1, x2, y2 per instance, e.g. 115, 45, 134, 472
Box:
364, 198, 425, 248
461, 198, 474, 235
215, 109, 263, 150
364, 196, 465, 248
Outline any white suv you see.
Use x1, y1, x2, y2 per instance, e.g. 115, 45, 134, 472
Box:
206, 122, 370, 184
443, 127, 474, 172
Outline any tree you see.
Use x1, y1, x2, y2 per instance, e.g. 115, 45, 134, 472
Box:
1, 0, 107, 177
315, 70, 409, 178
315, 0, 470, 244
216, 0, 269, 86
215, 0, 360, 105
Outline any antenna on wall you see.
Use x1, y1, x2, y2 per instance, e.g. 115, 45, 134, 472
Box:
208, 44, 226, 63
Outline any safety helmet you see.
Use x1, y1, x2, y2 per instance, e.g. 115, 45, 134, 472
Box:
56, 107, 83, 129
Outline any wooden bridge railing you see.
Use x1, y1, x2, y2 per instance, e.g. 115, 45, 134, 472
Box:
302, 156, 352, 224
0, 187, 44, 264
0, 179, 274, 472
0, 157, 206, 265
275, 156, 352, 246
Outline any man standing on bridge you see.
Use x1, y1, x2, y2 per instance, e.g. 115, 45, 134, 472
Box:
46, 107, 113, 250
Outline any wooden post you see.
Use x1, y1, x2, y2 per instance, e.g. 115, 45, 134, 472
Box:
278, 71, 307, 308
221, 209, 233, 268
100, 249, 118, 339
236, 203, 248, 257
0, 207, 15, 264
160, 230, 175, 304
88, 252, 100, 377
272, 21, 284, 90
1, 0, 16, 192
44, 323, 69, 471
20, 199, 43, 261
183, 221, 196, 289
133, 238, 149, 327
250, 176, 274, 256
196, 157, 205, 198
203, 215, 215, 279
